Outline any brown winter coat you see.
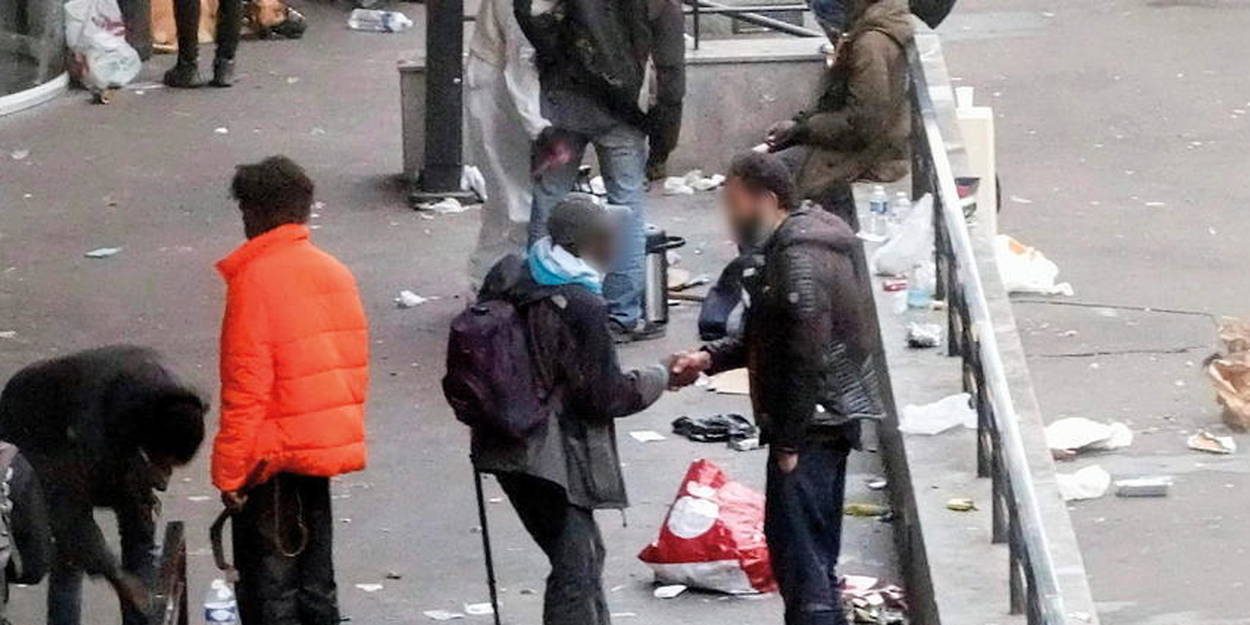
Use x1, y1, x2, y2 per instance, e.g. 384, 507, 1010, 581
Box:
792, 0, 914, 199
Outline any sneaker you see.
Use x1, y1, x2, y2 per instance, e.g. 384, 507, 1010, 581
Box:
210, 58, 236, 88
609, 320, 667, 344
163, 61, 204, 88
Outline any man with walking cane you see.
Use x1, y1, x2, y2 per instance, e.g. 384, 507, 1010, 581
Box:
444, 197, 671, 625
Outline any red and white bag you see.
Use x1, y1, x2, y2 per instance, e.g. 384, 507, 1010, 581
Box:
638, 460, 776, 594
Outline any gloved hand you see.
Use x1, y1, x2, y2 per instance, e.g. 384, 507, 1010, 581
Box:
532, 126, 578, 178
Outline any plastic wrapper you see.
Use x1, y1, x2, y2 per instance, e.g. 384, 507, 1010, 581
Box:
638, 460, 775, 594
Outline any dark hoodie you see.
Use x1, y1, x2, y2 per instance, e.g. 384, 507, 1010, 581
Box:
704, 208, 883, 449
470, 255, 668, 509
790, 0, 915, 199
0, 345, 204, 579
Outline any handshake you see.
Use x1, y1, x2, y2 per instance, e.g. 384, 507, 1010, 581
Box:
665, 349, 713, 390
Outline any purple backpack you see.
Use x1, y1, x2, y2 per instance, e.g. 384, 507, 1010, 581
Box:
443, 296, 556, 440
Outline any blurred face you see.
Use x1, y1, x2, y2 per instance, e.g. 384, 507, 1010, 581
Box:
721, 177, 782, 246
578, 225, 618, 272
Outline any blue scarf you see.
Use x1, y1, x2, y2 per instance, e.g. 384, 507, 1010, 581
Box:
527, 237, 603, 294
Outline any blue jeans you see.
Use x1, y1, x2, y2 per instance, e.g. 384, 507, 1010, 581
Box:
765, 443, 851, 625
529, 123, 648, 327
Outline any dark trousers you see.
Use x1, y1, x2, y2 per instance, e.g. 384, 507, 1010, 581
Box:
47, 505, 154, 625
233, 474, 339, 625
171, 0, 242, 65
765, 444, 851, 625
498, 474, 610, 625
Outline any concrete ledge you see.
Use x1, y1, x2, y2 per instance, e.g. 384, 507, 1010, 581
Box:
868, 32, 1100, 625
397, 37, 825, 180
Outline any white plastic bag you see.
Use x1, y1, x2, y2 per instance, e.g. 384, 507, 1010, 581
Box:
871, 194, 934, 276
898, 392, 976, 435
993, 235, 1074, 296
65, 0, 141, 90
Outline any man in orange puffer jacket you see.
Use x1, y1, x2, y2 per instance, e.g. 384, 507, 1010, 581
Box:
214, 155, 369, 625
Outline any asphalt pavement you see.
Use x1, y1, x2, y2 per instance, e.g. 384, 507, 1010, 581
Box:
0, 4, 896, 623
941, 1, 1250, 623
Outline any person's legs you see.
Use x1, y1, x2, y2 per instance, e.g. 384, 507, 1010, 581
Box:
593, 123, 648, 329
765, 444, 850, 625
529, 134, 589, 246
233, 475, 303, 625
499, 474, 610, 625
210, 0, 243, 85
294, 475, 340, 625
816, 182, 858, 230
466, 58, 537, 286
46, 554, 83, 625
164, 0, 203, 86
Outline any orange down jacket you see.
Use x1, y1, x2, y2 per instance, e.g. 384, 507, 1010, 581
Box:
213, 224, 369, 492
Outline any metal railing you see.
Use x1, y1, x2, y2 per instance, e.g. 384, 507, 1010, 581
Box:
907, 43, 1067, 625
682, 0, 821, 49
149, 521, 190, 625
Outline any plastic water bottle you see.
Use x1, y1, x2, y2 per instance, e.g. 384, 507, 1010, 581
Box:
347, 8, 414, 32
868, 185, 889, 237
892, 192, 912, 222
907, 262, 935, 309
204, 579, 239, 625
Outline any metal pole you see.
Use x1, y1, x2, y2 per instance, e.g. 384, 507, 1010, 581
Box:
687, 0, 821, 38
411, 0, 477, 206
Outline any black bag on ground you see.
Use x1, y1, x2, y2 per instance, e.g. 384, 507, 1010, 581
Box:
443, 296, 555, 440
672, 414, 758, 443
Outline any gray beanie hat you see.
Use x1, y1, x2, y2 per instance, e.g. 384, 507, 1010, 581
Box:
548, 194, 615, 251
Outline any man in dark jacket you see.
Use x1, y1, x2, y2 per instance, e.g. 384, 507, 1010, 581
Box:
473, 196, 670, 625
519, 0, 686, 342
0, 346, 208, 625
764, 0, 914, 224
672, 153, 882, 625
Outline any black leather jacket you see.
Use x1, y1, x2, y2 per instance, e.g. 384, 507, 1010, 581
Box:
703, 207, 883, 449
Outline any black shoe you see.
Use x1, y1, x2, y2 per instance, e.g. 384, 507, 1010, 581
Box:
609, 320, 667, 344
210, 58, 236, 88
163, 61, 204, 88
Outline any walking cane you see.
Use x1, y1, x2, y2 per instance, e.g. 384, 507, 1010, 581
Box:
473, 468, 503, 625
210, 462, 270, 582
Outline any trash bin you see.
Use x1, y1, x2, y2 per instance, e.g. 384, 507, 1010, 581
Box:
1, 0, 68, 114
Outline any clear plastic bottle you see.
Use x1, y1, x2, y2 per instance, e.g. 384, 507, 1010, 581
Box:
867, 185, 889, 237
892, 192, 912, 222
347, 8, 414, 32
204, 579, 239, 625
907, 262, 935, 309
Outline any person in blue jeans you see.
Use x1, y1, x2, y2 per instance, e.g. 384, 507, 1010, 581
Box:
519, 0, 686, 342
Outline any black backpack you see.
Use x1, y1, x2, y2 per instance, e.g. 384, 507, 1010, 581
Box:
443, 291, 557, 441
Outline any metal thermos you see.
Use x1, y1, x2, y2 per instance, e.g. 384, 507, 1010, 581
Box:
644, 224, 686, 325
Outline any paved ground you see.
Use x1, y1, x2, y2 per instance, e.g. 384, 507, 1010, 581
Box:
0, 4, 897, 623
940, 1, 1250, 623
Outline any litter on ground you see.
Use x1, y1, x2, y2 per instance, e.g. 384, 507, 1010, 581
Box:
422, 610, 464, 621
1115, 476, 1172, 497
84, 247, 123, 259
395, 290, 437, 308
1056, 465, 1111, 501
1045, 417, 1133, 458
898, 393, 976, 435
653, 584, 688, 599
463, 603, 494, 616
629, 430, 667, 443
415, 197, 472, 215
354, 583, 384, 593
1187, 430, 1236, 455
945, 498, 976, 512
994, 235, 1074, 296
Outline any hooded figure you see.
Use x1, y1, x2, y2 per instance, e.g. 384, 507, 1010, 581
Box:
472, 196, 669, 625
766, 0, 915, 222
0, 345, 207, 625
